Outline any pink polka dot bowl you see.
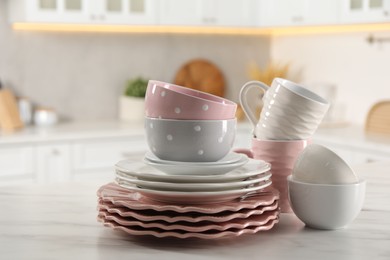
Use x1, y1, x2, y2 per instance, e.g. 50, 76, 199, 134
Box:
145, 117, 237, 162
145, 80, 237, 120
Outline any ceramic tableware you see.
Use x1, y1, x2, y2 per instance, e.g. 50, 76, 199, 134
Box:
145, 117, 236, 162
99, 209, 279, 233
98, 216, 279, 239
288, 176, 366, 230
143, 153, 248, 175
144, 151, 245, 166
234, 138, 310, 213
98, 200, 279, 223
145, 80, 237, 120
239, 78, 330, 140
292, 144, 359, 184
97, 183, 280, 239
115, 171, 272, 192
97, 183, 279, 213
115, 179, 272, 204
115, 158, 271, 183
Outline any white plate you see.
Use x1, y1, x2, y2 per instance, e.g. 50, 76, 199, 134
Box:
115, 171, 272, 192
116, 179, 272, 204
143, 154, 249, 175
144, 151, 245, 166
115, 158, 271, 183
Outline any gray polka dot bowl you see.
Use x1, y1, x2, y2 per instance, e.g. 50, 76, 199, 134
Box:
145, 117, 237, 162
145, 80, 237, 120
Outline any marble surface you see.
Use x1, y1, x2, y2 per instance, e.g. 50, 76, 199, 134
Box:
0, 162, 389, 259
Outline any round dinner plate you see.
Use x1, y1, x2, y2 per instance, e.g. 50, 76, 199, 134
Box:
115, 158, 271, 183
98, 216, 279, 239
98, 200, 279, 223
97, 183, 280, 213
144, 151, 245, 166
143, 153, 249, 175
115, 171, 272, 192
98, 209, 279, 233
116, 179, 272, 204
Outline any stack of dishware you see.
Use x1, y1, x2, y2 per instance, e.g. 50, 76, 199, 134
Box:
97, 80, 281, 239
97, 182, 279, 239
144, 80, 237, 162
238, 78, 330, 212
288, 144, 366, 230
114, 157, 272, 204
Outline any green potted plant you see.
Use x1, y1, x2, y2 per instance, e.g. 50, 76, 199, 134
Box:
119, 77, 148, 121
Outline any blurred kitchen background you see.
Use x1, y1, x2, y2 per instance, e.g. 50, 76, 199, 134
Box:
2, 0, 390, 123
1, 0, 390, 184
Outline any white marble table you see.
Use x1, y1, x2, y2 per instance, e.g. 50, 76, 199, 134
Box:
0, 162, 389, 260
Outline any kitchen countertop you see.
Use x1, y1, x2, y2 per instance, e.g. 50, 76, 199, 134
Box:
0, 161, 389, 259
2, 120, 390, 147
0, 120, 144, 145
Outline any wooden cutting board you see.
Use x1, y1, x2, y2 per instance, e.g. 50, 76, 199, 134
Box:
366, 100, 390, 135
174, 59, 225, 97
0, 88, 23, 131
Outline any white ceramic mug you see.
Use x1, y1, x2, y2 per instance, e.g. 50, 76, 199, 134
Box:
239, 78, 330, 140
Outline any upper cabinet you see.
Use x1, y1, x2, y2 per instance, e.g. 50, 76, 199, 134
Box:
158, 0, 257, 27
7, 0, 390, 28
8, 0, 158, 24
259, 0, 341, 27
341, 0, 390, 23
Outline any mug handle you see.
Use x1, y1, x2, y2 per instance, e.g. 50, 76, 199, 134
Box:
233, 148, 254, 159
239, 81, 269, 127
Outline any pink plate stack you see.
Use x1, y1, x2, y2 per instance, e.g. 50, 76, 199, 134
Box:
97, 183, 280, 239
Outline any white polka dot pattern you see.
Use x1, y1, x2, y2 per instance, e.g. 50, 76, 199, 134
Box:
145, 81, 237, 120
198, 150, 204, 155
218, 137, 223, 143
167, 135, 173, 141
194, 125, 201, 132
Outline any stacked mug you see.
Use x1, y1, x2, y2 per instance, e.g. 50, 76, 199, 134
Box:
144, 80, 237, 164
237, 78, 330, 212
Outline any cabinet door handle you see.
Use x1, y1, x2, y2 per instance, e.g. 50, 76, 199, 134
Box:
291, 16, 304, 23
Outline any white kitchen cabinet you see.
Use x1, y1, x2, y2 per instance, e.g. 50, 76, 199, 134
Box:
36, 143, 71, 183
8, 0, 158, 24
71, 136, 146, 180
95, 0, 158, 25
0, 145, 35, 184
159, 0, 256, 27
259, 0, 340, 27
341, 0, 390, 23
9, 0, 91, 23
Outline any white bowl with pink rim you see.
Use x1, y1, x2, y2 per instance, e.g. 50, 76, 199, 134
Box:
145, 80, 237, 120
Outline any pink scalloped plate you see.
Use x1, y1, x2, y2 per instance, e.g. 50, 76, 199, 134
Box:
97, 183, 279, 214
97, 200, 279, 223
97, 216, 279, 239
98, 209, 279, 233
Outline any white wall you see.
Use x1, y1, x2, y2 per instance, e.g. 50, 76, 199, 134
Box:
0, 1, 270, 121
271, 31, 390, 125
